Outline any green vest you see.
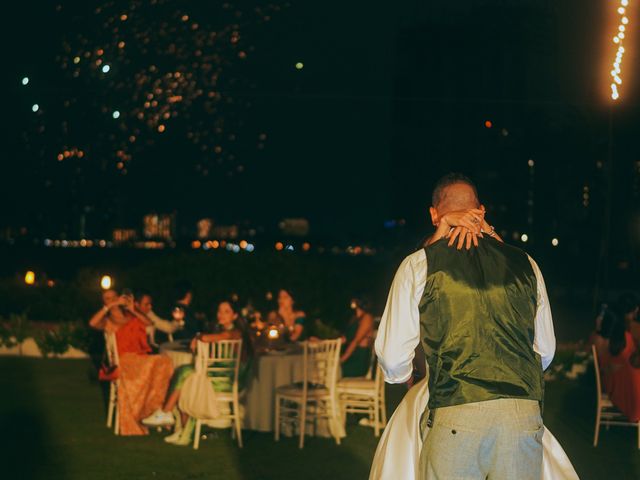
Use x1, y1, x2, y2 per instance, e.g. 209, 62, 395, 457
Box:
421, 237, 543, 410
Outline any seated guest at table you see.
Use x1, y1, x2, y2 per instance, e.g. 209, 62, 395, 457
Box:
169, 281, 199, 341
592, 305, 640, 421
619, 292, 640, 347
340, 297, 374, 377
88, 289, 174, 436
275, 288, 307, 342
142, 300, 249, 445
134, 289, 180, 343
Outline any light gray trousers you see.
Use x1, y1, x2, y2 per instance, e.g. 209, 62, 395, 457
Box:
419, 398, 543, 480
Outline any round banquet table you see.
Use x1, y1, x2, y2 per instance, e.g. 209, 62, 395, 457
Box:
243, 350, 304, 432
159, 341, 193, 368
243, 349, 344, 438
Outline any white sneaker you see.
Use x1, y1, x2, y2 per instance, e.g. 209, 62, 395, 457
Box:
358, 417, 372, 427
142, 409, 175, 426
165, 429, 191, 446
164, 429, 183, 444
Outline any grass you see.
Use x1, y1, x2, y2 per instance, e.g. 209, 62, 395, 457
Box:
0, 358, 639, 480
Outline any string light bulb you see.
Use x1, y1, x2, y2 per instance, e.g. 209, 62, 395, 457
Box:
610, 0, 632, 100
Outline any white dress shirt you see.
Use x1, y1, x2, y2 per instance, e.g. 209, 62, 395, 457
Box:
375, 248, 556, 384
148, 310, 180, 334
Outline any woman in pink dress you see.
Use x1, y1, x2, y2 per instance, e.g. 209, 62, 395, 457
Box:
591, 305, 640, 422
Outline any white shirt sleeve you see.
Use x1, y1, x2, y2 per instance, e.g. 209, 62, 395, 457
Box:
528, 255, 556, 370
148, 310, 179, 334
375, 249, 427, 384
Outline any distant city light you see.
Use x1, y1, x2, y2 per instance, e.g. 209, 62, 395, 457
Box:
521, 234, 529, 243
100, 275, 112, 290
32, 104, 39, 112
21, 77, 29, 86
528, 159, 535, 167
302, 242, 311, 252
102, 64, 111, 73
275, 242, 284, 251
239, 240, 248, 249
112, 110, 120, 119
73, 56, 81, 64
484, 120, 492, 128
552, 238, 559, 247
295, 62, 304, 70
246, 243, 255, 253
24, 271, 36, 286
285, 244, 294, 251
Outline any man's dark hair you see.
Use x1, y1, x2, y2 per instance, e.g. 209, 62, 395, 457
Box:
431, 173, 479, 207
173, 280, 193, 301
134, 289, 152, 303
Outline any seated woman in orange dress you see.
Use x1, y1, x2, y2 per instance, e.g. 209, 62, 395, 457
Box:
89, 289, 174, 435
592, 305, 640, 422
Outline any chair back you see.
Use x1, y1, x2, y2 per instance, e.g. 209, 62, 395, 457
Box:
302, 339, 342, 393
196, 339, 243, 394
104, 331, 120, 367
592, 344, 604, 407
365, 330, 378, 380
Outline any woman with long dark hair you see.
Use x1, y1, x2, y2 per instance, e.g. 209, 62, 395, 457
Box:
142, 299, 250, 445
341, 297, 375, 377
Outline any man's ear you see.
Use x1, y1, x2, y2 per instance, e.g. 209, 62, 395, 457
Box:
429, 206, 439, 226
480, 204, 486, 213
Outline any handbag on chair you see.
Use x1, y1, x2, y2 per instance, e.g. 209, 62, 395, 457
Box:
98, 350, 120, 381
179, 369, 220, 420
98, 363, 119, 381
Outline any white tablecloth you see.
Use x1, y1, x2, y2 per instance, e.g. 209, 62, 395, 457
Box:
243, 352, 344, 438
159, 342, 193, 368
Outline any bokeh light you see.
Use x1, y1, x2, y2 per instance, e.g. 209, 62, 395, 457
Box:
100, 275, 112, 290
24, 271, 36, 285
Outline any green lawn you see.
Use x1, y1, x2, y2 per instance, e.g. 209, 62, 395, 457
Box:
1, 358, 638, 480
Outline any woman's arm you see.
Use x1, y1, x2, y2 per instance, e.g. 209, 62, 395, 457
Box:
289, 313, 306, 342
190, 330, 242, 351
127, 306, 152, 326
200, 330, 242, 342
341, 314, 374, 363
88, 305, 111, 330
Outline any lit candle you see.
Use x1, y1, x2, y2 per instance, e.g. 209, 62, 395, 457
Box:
268, 327, 279, 339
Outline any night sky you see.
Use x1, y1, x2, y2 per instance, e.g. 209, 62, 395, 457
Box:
2, 0, 639, 249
